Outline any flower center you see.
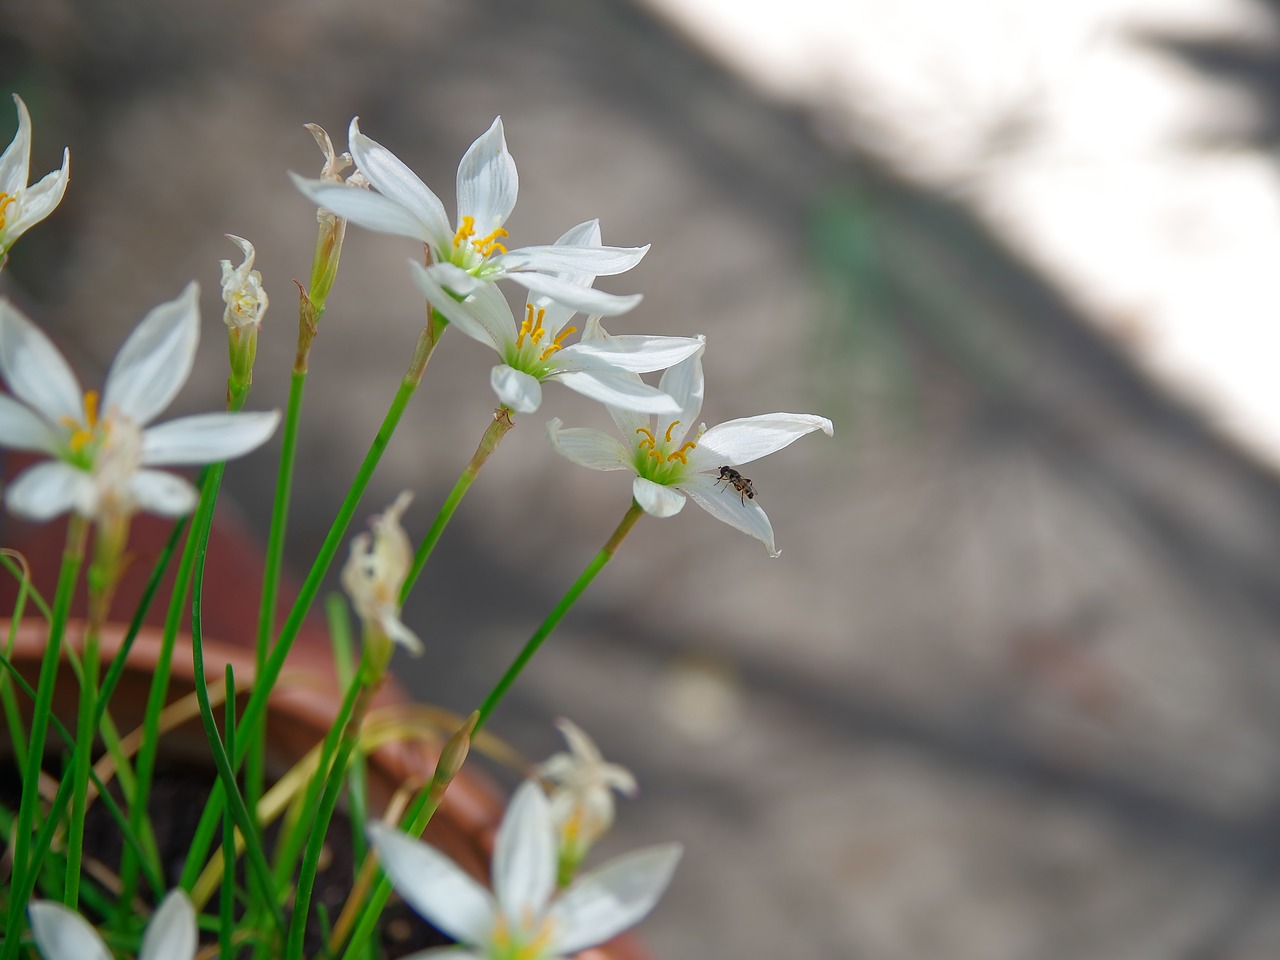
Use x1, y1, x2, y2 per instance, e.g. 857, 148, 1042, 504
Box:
511, 304, 576, 372
634, 420, 698, 485
58, 390, 104, 465
490, 912, 558, 960
451, 215, 509, 269
0, 192, 15, 232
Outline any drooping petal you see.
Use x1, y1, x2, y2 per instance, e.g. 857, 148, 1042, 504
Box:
696, 412, 834, 467
139, 891, 197, 960
290, 174, 433, 242
27, 901, 111, 960
409, 262, 512, 350
505, 271, 642, 318
551, 369, 680, 415
491, 364, 542, 413
0, 391, 59, 452
492, 780, 557, 923
102, 283, 200, 426
549, 843, 683, 955
367, 821, 497, 946
348, 117, 453, 247
455, 117, 518, 235
129, 469, 199, 517
632, 477, 685, 518
681, 471, 779, 557
545, 419, 632, 472
379, 611, 424, 656
140, 410, 280, 465
8, 156, 70, 243
5, 461, 87, 520
557, 335, 705, 374
0, 299, 83, 426
0, 94, 32, 195
498, 242, 650, 277
656, 343, 705, 440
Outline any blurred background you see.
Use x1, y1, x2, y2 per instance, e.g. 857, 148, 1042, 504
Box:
6, 0, 1280, 957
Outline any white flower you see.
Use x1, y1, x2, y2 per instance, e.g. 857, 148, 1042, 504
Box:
290, 117, 648, 316
546, 336, 833, 557
341, 490, 421, 654
368, 779, 681, 960
410, 221, 700, 415
29, 889, 197, 960
0, 93, 70, 260
220, 234, 269, 330
0, 283, 280, 521
538, 718, 638, 872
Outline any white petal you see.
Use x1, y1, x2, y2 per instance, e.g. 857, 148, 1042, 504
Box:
551, 369, 680, 415
27, 901, 111, 960
290, 173, 434, 243
545, 419, 632, 472
0, 299, 83, 425
491, 365, 542, 413
632, 477, 685, 518
139, 891, 197, 960
554, 716, 605, 764
141, 411, 280, 465
9, 155, 70, 241
409, 262, 511, 350
492, 780, 557, 922
505, 271, 641, 318
102, 283, 200, 426
367, 821, 497, 945
348, 118, 453, 247
681, 472, 779, 557
0, 94, 32, 195
657, 342, 705, 436
499, 243, 649, 277
554, 219, 602, 248
558, 335, 705, 374
0, 391, 59, 452
455, 117, 517, 235
696, 412, 834, 467
129, 469, 199, 517
5, 461, 87, 520
380, 612, 424, 655
549, 843, 683, 954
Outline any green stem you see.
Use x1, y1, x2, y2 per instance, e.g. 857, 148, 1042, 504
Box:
220, 664, 238, 960
475, 500, 645, 733
3, 515, 87, 960
400, 406, 515, 603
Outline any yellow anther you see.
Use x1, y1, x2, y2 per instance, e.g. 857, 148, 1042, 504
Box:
528, 306, 547, 345
518, 304, 535, 348
666, 441, 697, 465
663, 421, 681, 443
0, 193, 14, 231
635, 427, 656, 450
452, 215, 476, 249
59, 391, 102, 454
82, 391, 100, 429
537, 324, 578, 361
475, 227, 509, 256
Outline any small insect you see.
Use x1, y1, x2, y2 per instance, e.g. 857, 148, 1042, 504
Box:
715, 465, 756, 505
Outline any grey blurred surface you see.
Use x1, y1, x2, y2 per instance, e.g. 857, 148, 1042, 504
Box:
8, 1, 1280, 958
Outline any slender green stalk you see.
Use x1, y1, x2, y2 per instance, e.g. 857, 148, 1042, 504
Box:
400, 406, 515, 602
221, 664, 238, 960
326, 595, 370, 881
180, 321, 440, 893
0, 558, 34, 772
3, 515, 87, 960
337, 502, 645, 958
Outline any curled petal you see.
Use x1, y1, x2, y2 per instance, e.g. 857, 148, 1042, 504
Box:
103, 283, 200, 426
681, 471, 779, 557
545, 419, 631, 472
455, 116, 518, 235
696, 412, 833, 467
632, 477, 685, 518
141, 411, 280, 466
5, 461, 88, 520
491, 364, 542, 414
7, 156, 70, 245
549, 843, 684, 954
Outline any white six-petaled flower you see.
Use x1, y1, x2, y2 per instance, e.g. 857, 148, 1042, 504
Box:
546, 329, 833, 557
368, 778, 681, 960
291, 117, 648, 316
0, 93, 70, 263
538, 717, 638, 877
28, 889, 196, 960
341, 490, 422, 655
0, 283, 280, 522
411, 220, 701, 415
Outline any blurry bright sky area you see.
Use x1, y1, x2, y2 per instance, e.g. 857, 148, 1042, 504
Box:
642, 0, 1280, 465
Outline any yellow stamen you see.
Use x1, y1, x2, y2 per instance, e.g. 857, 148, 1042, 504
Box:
82, 390, 100, 429
528, 306, 547, 345
59, 390, 102, 454
635, 426, 656, 451
517, 304, 535, 348
666, 441, 697, 465
452, 215, 476, 249
663, 421, 681, 443
538, 325, 577, 361
475, 227, 509, 256
0, 193, 14, 231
